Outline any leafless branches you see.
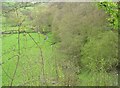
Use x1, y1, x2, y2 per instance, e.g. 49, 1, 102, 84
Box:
10, 9, 21, 87
25, 32, 47, 85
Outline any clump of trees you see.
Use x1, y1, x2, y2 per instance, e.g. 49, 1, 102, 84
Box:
32, 2, 118, 74
2, 2, 33, 27
30, 4, 53, 34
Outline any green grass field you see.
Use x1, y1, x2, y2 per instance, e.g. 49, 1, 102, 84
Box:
2, 31, 61, 86
2, 31, 118, 86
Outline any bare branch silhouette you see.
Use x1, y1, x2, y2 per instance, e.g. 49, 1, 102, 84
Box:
25, 32, 48, 86
10, 9, 22, 87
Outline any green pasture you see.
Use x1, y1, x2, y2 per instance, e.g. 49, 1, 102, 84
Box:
2, 31, 61, 86
2, 31, 118, 86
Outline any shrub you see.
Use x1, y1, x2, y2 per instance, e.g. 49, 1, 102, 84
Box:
81, 31, 118, 72
51, 2, 108, 67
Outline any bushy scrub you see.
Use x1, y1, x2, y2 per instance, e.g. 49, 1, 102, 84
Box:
51, 3, 108, 66
29, 2, 118, 85
81, 31, 118, 72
